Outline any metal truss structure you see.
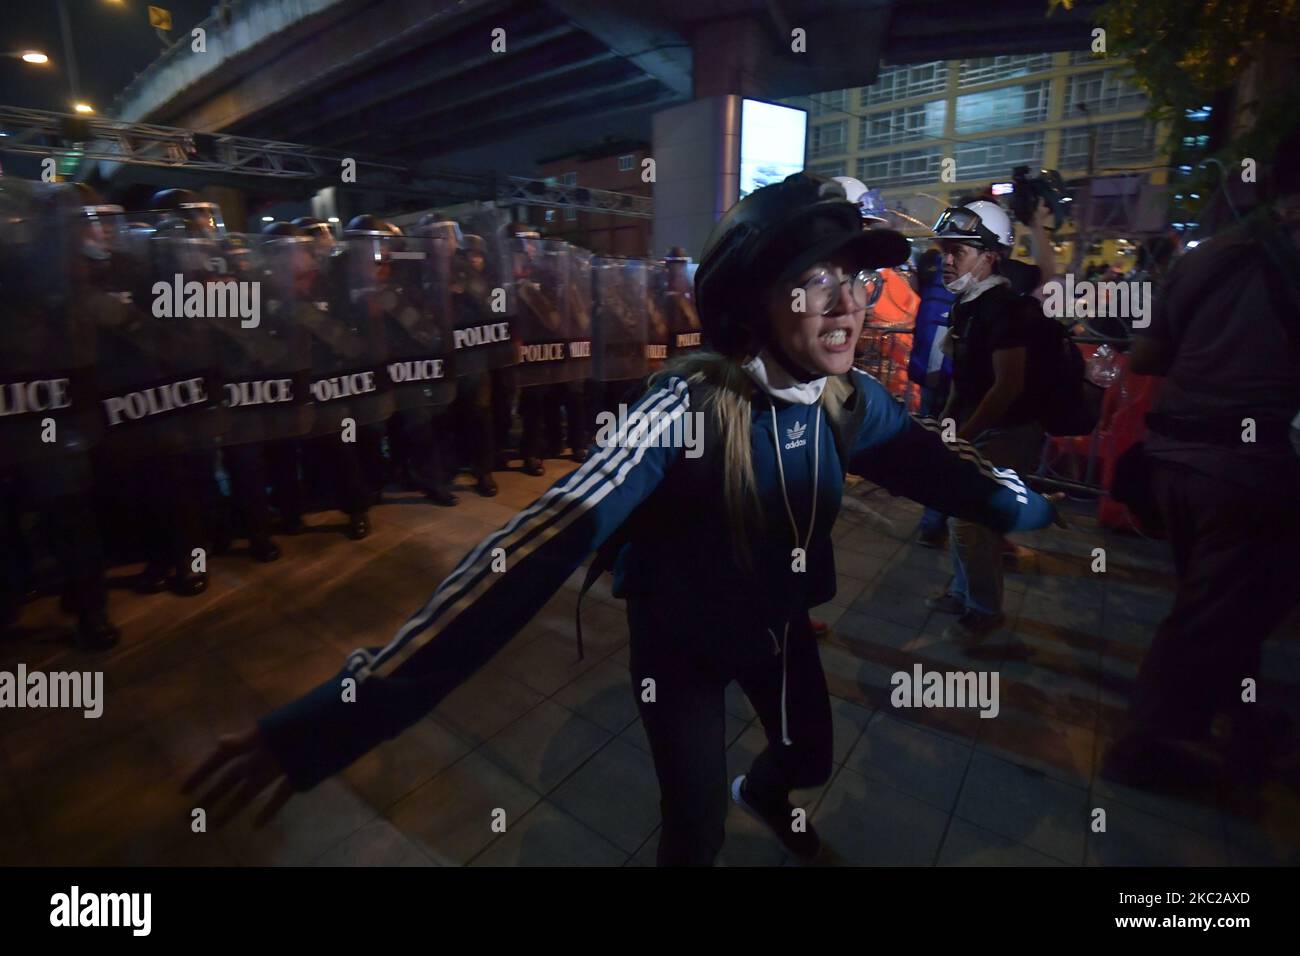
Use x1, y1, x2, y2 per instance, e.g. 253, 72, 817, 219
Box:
0, 105, 653, 217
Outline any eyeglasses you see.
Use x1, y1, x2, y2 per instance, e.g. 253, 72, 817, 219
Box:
797, 267, 884, 315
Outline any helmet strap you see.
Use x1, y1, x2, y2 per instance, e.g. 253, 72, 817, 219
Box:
767, 337, 821, 383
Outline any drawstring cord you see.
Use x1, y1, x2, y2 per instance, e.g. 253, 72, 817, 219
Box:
768, 402, 821, 747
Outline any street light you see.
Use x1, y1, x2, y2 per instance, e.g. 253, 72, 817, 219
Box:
21, 51, 50, 64
74, 103, 95, 114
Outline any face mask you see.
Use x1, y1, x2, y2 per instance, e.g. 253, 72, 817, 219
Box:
943, 271, 975, 295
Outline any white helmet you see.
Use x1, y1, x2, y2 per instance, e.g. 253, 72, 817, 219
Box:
832, 175, 889, 224
932, 199, 1014, 250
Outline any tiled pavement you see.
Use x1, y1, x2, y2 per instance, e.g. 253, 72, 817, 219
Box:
2, 465, 1298, 867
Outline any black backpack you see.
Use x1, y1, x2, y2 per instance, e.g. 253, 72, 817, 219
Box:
1026, 296, 1104, 437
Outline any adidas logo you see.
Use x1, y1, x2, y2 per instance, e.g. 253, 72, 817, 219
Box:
783, 419, 808, 451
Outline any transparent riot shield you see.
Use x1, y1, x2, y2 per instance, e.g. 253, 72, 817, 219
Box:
209, 235, 314, 447
446, 205, 517, 374
645, 260, 670, 374
665, 254, 704, 356
303, 239, 396, 436
569, 244, 594, 374
0, 180, 101, 475
349, 232, 454, 411
591, 256, 648, 383
514, 237, 578, 386
91, 226, 228, 460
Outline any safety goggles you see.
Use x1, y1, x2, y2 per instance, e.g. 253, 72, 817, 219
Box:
932, 207, 997, 248
799, 267, 884, 315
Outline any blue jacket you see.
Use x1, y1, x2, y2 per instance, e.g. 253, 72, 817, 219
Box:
907, 272, 956, 386
259, 368, 1054, 789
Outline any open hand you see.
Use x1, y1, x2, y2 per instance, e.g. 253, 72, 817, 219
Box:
183, 726, 294, 828
1044, 491, 1070, 529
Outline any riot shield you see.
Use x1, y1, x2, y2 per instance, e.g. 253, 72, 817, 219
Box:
91, 224, 229, 460
347, 232, 454, 411
0, 179, 101, 475
645, 260, 671, 373
449, 205, 518, 374
665, 254, 703, 356
301, 239, 396, 436
209, 235, 315, 447
591, 256, 648, 383
515, 237, 583, 386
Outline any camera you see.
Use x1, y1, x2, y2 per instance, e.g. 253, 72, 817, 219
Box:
1009, 165, 1070, 231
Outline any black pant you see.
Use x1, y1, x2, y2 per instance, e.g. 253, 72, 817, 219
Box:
301, 427, 383, 517
452, 373, 494, 477
1132, 458, 1300, 738
520, 381, 588, 459
1, 460, 108, 623
222, 442, 279, 541
628, 601, 834, 866
491, 368, 516, 455
390, 408, 441, 493
137, 452, 210, 572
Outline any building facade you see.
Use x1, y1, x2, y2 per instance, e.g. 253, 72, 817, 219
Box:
789, 53, 1199, 269
531, 140, 653, 257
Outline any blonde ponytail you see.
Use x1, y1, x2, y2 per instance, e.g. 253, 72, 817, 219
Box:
649, 351, 762, 564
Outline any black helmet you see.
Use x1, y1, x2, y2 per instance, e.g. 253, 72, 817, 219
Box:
345, 214, 400, 237
262, 220, 305, 238
149, 188, 224, 238
150, 187, 202, 209
415, 212, 463, 245
695, 172, 909, 356
292, 216, 335, 240
459, 234, 486, 256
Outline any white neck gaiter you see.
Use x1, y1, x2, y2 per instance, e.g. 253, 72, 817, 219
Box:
742, 349, 827, 405
956, 273, 1010, 304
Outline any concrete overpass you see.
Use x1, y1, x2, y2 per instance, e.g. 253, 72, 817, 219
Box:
109, 0, 1104, 173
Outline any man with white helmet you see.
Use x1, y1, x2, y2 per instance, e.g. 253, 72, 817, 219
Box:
924, 198, 1047, 639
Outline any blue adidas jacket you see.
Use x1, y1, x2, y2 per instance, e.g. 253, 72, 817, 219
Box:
259, 368, 1054, 789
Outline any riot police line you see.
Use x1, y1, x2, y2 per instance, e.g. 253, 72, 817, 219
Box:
0, 178, 702, 652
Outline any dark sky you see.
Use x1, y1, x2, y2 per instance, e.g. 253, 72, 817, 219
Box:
0, 0, 216, 114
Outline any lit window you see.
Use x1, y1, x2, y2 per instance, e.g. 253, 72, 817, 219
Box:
955, 82, 1050, 134
807, 161, 846, 178
1064, 69, 1147, 115
809, 120, 848, 158
618, 154, 634, 172
862, 62, 949, 106
860, 101, 947, 149
958, 55, 1052, 88
808, 88, 848, 117
1060, 119, 1156, 169
857, 146, 943, 188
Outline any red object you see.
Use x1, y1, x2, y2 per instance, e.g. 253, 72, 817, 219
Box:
1040, 344, 1163, 533
1097, 366, 1163, 532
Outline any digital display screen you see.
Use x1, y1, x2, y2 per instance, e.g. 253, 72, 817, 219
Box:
990, 182, 1014, 196
739, 99, 807, 200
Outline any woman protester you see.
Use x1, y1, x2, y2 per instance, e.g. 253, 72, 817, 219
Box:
187, 174, 1063, 866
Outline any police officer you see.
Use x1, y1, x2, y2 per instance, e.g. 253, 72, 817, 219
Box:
1, 181, 121, 649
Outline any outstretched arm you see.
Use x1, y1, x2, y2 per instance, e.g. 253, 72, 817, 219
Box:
847, 369, 1057, 533
187, 377, 691, 812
